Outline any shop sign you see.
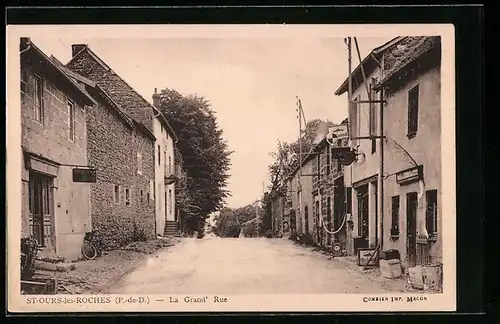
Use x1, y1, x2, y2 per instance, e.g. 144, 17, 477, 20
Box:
327, 125, 349, 144
396, 165, 423, 185
73, 167, 97, 183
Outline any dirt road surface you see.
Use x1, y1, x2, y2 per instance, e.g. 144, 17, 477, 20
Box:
107, 237, 409, 294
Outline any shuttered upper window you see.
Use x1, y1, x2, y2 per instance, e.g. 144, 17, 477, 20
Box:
407, 84, 420, 138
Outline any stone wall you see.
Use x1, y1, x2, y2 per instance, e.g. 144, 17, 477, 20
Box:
86, 95, 155, 250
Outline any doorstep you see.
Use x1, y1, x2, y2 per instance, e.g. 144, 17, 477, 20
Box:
34, 260, 76, 272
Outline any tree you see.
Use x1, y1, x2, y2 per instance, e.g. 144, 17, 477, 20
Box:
268, 119, 337, 193
156, 89, 233, 234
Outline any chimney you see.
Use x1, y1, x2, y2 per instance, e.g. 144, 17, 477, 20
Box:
20, 37, 31, 51
152, 89, 160, 107
71, 44, 87, 57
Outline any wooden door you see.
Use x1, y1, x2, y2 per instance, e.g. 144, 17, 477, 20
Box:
29, 172, 53, 247
406, 192, 418, 267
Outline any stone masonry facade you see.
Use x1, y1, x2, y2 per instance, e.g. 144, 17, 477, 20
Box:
85, 95, 155, 249
20, 41, 94, 259
66, 46, 157, 249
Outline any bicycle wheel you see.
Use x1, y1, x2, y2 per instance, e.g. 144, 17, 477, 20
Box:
81, 242, 97, 260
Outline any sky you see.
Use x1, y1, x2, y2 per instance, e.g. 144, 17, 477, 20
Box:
29, 34, 390, 208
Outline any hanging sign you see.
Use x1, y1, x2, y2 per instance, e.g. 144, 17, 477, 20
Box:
396, 165, 423, 185
327, 125, 349, 144
73, 167, 97, 183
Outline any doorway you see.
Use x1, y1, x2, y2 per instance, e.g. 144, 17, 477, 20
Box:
304, 205, 309, 234
356, 184, 369, 240
28, 172, 54, 247
333, 178, 346, 243
406, 192, 418, 267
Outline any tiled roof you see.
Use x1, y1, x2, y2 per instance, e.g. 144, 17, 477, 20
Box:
67, 46, 156, 135
374, 36, 441, 90
51, 56, 136, 129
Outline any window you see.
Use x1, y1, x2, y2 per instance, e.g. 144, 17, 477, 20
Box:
345, 187, 352, 214
348, 95, 359, 147
391, 196, 400, 236
165, 191, 168, 214
137, 152, 142, 175
140, 190, 143, 203
407, 84, 419, 138
168, 190, 172, 214
68, 100, 75, 140
158, 145, 161, 166
21, 69, 28, 94
147, 193, 150, 203
33, 74, 44, 122
114, 185, 120, 203
150, 180, 155, 201
426, 190, 438, 237
317, 154, 321, 181
326, 148, 331, 175
125, 188, 130, 206
168, 156, 172, 174
164, 151, 167, 173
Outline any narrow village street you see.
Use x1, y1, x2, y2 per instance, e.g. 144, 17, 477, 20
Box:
106, 237, 411, 294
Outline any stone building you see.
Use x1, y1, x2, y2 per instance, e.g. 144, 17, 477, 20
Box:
20, 38, 96, 260
334, 36, 442, 269
269, 190, 286, 237
311, 134, 350, 250
64, 44, 158, 248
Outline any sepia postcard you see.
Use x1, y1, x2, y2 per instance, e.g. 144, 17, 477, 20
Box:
6, 23, 456, 313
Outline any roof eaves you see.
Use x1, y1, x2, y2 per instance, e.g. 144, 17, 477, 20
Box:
333, 36, 405, 96
22, 40, 97, 106
132, 118, 156, 142
51, 55, 98, 88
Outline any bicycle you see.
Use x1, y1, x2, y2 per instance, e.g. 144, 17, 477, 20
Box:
81, 230, 103, 260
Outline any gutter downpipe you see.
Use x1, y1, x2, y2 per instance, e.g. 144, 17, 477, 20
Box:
20, 45, 32, 55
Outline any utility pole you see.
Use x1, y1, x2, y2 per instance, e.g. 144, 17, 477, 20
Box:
348, 37, 385, 254
297, 96, 304, 234
377, 87, 385, 250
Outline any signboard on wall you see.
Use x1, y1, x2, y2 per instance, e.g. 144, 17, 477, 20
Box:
72, 167, 97, 183
396, 165, 423, 185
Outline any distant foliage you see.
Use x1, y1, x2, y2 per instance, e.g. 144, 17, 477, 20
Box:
157, 89, 233, 234
214, 204, 263, 238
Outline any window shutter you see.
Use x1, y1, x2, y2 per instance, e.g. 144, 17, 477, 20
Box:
348, 98, 358, 146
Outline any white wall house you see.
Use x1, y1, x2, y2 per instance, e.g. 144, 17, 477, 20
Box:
152, 106, 178, 236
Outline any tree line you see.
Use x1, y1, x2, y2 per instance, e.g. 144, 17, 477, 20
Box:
156, 89, 233, 236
